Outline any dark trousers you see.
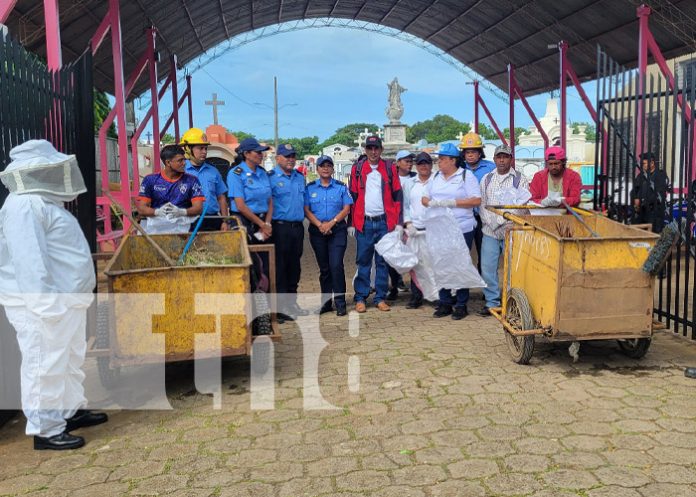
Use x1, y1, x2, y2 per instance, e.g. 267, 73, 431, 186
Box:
309, 223, 348, 307
388, 265, 403, 289
410, 278, 423, 301
190, 216, 223, 232
473, 213, 483, 272
240, 213, 270, 292
439, 230, 475, 308
635, 204, 665, 233
272, 221, 304, 296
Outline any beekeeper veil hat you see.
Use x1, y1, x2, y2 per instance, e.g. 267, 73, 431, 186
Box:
0, 139, 86, 200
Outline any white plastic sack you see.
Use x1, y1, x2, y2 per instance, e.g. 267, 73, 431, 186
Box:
424, 208, 486, 290
375, 230, 418, 274
141, 215, 198, 234
406, 232, 439, 301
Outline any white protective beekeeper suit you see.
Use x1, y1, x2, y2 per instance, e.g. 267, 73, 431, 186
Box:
0, 140, 95, 437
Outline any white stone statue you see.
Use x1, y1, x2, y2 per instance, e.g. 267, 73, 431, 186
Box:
386, 77, 407, 124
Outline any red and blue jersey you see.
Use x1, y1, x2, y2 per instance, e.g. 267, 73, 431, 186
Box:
137, 172, 205, 209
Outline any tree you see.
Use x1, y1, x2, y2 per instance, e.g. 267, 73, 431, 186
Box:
571, 122, 597, 142
228, 130, 254, 142
262, 136, 321, 157
502, 127, 528, 145
477, 123, 500, 140
406, 115, 469, 144
319, 123, 380, 149
94, 89, 116, 139
160, 133, 176, 144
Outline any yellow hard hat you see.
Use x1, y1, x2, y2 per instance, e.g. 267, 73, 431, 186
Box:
179, 128, 210, 146
459, 131, 484, 150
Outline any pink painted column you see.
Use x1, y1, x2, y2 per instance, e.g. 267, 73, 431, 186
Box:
109, 0, 131, 221
43, 0, 62, 70
186, 74, 194, 128
170, 55, 180, 142
473, 80, 479, 133
635, 5, 651, 164
559, 40, 568, 151
0, 0, 18, 24
508, 64, 515, 162
148, 28, 160, 176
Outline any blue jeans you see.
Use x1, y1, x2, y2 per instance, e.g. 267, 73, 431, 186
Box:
439, 230, 475, 308
354, 219, 389, 303
481, 234, 505, 308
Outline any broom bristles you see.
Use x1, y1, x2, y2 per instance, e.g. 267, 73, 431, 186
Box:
642, 220, 683, 276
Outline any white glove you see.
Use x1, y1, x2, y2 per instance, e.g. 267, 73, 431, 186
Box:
154, 206, 168, 217
430, 199, 456, 208
405, 224, 418, 237
167, 206, 188, 218
540, 196, 562, 207
394, 225, 403, 234
347, 227, 356, 237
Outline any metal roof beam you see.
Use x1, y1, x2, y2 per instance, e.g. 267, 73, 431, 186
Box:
379, 0, 401, 23
354, 0, 369, 20
425, 0, 483, 41
329, 0, 341, 17
132, 0, 172, 54
303, 0, 311, 19
219, 0, 230, 37
181, 0, 205, 51
402, 0, 438, 32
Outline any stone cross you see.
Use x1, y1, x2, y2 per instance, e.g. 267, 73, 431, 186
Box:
205, 93, 225, 125
375, 129, 384, 140
457, 131, 465, 141
145, 131, 152, 144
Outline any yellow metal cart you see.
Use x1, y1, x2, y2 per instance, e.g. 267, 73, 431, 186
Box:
487, 206, 660, 364
92, 230, 279, 386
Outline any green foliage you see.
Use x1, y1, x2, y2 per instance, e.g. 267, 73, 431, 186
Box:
318, 123, 380, 149
94, 89, 116, 139
407, 114, 469, 144
160, 133, 176, 144
502, 127, 528, 145
279, 136, 321, 157
228, 130, 254, 142
477, 123, 500, 140
571, 122, 597, 142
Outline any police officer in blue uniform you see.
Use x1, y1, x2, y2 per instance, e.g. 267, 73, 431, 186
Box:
180, 128, 229, 231
304, 156, 353, 316
227, 137, 273, 241
269, 144, 307, 322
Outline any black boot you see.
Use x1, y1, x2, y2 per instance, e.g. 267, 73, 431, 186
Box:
433, 305, 453, 318
65, 410, 109, 432
685, 367, 696, 379
386, 287, 399, 302
34, 432, 85, 451
319, 300, 334, 314
406, 298, 422, 309
452, 306, 468, 320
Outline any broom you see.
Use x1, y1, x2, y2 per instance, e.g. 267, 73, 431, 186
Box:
642, 219, 684, 276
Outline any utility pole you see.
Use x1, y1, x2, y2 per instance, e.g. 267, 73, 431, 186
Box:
274, 76, 279, 150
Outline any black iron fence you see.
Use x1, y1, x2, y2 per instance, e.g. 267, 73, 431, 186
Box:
0, 30, 95, 426
595, 46, 696, 339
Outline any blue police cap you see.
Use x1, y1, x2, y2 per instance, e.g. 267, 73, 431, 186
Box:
238, 137, 270, 153
316, 155, 334, 167
276, 143, 297, 157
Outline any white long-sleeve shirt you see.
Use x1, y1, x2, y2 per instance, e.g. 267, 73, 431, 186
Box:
403, 174, 433, 229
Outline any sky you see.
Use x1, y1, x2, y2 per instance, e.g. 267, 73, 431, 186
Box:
134, 24, 598, 143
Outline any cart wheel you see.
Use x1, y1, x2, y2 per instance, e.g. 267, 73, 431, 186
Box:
505, 288, 535, 365
617, 338, 651, 359
96, 303, 120, 389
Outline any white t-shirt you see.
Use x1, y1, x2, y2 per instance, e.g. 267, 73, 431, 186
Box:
364, 163, 384, 216
403, 175, 432, 229
426, 168, 481, 233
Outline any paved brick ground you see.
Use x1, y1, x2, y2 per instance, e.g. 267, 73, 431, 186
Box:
2, 235, 696, 496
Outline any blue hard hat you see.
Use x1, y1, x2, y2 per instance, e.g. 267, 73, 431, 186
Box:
436, 143, 460, 157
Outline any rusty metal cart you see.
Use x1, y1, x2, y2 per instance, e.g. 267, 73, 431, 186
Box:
487, 206, 660, 364
90, 230, 279, 387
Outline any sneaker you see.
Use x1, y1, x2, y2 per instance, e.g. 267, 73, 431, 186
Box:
386, 288, 399, 302
355, 302, 367, 313
376, 302, 391, 312
406, 299, 422, 309
477, 307, 492, 317
433, 305, 453, 318
452, 306, 468, 320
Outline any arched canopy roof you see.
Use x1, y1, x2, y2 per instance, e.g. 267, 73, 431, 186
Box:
6, 0, 696, 97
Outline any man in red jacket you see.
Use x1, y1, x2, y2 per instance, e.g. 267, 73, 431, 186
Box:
529, 146, 582, 207
349, 135, 402, 313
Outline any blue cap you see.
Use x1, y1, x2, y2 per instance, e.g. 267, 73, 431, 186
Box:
276, 143, 297, 157
395, 150, 415, 161
316, 155, 334, 167
238, 137, 270, 153
436, 143, 460, 157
